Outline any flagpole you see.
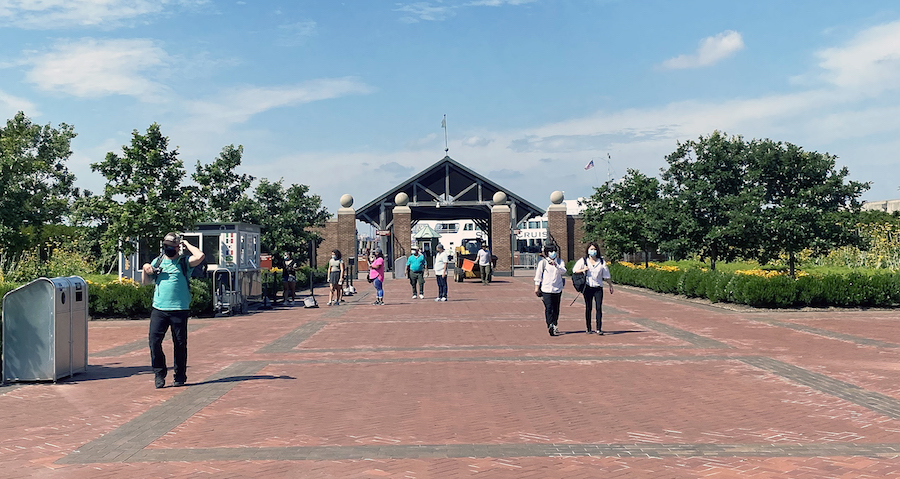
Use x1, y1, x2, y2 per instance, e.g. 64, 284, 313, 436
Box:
442, 114, 449, 154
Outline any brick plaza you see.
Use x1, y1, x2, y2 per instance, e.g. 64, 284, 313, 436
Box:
2, 276, 900, 478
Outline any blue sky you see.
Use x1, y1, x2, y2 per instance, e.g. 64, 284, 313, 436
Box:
1, 0, 899, 215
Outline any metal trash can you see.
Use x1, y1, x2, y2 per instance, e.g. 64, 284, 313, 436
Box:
2, 276, 89, 383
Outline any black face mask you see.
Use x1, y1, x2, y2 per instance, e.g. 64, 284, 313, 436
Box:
164, 246, 178, 257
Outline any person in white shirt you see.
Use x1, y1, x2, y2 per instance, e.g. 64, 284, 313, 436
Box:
573, 242, 614, 335
476, 243, 492, 284
433, 244, 450, 301
534, 244, 567, 336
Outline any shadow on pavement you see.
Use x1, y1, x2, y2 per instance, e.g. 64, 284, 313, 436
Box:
187, 374, 296, 386
558, 329, 646, 336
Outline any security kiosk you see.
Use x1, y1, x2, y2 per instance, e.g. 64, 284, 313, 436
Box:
181, 223, 262, 316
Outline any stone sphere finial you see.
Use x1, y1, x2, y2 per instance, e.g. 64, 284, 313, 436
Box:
492, 191, 507, 205
339, 194, 354, 208
395, 192, 409, 206
550, 190, 565, 204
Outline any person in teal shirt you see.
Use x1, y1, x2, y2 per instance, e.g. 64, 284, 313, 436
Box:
406, 245, 428, 299
142, 232, 205, 389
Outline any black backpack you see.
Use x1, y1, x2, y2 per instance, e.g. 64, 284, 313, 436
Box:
572, 256, 588, 293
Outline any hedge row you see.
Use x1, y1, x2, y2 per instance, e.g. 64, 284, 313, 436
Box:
608, 264, 900, 308
88, 278, 213, 318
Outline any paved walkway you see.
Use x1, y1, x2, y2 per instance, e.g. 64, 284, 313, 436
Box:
2, 274, 900, 478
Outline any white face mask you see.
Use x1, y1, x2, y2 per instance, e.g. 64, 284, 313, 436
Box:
548, 251, 557, 259
331, 255, 336, 260
588, 249, 597, 257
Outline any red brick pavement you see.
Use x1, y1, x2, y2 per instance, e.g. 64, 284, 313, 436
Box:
1, 275, 899, 478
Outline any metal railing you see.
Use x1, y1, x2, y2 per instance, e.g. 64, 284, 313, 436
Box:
513, 252, 541, 269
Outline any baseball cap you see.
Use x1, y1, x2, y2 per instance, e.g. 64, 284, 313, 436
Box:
162, 232, 180, 247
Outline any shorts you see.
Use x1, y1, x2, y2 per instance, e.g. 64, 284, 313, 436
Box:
329, 270, 341, 285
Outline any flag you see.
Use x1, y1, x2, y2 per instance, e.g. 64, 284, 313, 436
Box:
584, 159, 594, 171
441, 116, 446, 128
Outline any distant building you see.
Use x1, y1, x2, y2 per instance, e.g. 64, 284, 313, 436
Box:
417, 198, 587, 253
862, 199, 900, 214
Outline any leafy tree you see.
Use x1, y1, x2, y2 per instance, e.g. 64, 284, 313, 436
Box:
89, 123, 200, 258
242, 179, 329, 261
192, 144, 256, 223
582, 169, 663, 266
750, 139, 870, 277
661, 131, 763, 270
0, 112, 77, 254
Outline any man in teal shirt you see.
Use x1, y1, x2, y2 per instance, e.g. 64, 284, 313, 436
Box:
142, 232, 205, 389
406, 245, 428, 299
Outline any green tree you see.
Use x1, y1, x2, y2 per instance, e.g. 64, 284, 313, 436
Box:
192, 144, 256, 222
0, 112, 77, 254
242, 179, 329, 260
661, 131, 763, 270
90, 123, 200, 258
750, 139, 870, 277
582, 169, 663, 266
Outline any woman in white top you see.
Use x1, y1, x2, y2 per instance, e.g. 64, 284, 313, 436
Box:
573, 241, 614, 334
534, 243, 567, 336
327, 249, 345, 306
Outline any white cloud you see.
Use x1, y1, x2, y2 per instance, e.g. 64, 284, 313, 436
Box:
0, 88, 38, 117
183, 78, 375, 131
23, 38, 171, 100
395, 2, 455, 23
276, 20, 317, 47
661, 30, 745, 69
0, 0, 209, 29
394, 0, 533, 23
816, 19, 900, 94
464, 0, 536, 6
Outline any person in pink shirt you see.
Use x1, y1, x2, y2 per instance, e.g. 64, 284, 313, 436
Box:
368, 249, 386, 305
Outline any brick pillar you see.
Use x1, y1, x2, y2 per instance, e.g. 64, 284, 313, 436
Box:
337, 205, 356, 280
491, 199, 511, 276
392, 192, 412, 279
547, 191, 570, 261
568, 214, 587, 261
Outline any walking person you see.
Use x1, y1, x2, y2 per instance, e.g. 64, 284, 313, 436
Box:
282, 252, 298, 305
477, 243, 492, 284
406, 245, 428, 299
142, 232, 205, 389
369, 249, 386, 305
433, 244, 449, 301
327, 249, 345, 306
534, 244, 566, 336
573, 242, 614, 334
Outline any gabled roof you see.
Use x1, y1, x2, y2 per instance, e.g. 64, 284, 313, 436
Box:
356, 156, 544, 226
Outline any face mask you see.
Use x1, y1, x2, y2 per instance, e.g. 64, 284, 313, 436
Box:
548, 251, 557, 260
588, 249, 597, 257
164, 246, 177, 257
331, 255, 336, 260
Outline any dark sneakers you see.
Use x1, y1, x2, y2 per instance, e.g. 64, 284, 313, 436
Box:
173, 381, 186, 387
548, 325, 559, 336
155, 376, 165, 389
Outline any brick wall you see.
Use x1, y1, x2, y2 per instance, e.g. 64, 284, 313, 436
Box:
546, 205, 569, 260
491, 206, 511, 274
393, 206, 411, 259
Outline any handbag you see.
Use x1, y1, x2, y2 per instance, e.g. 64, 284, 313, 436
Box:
367, 275, 374, 283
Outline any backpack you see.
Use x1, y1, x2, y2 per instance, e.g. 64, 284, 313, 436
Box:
152, 254, 207, 291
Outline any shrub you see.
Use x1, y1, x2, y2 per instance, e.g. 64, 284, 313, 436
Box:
678, 268, 706, 298
609, 262, 898, 309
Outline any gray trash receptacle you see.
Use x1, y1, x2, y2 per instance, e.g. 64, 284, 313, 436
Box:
2, 276, 89, 383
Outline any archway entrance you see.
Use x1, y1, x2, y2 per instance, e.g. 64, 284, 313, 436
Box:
355, 156, 545, 277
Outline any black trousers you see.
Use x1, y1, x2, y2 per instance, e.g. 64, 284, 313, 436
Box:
149, 308, 189, 383
541, 292, 562, 328
583, 285, 604, 331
